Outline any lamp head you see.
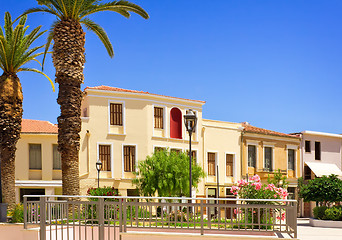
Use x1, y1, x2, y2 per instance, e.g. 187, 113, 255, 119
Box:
184, 109, 197, 133
96, 159, 103, 171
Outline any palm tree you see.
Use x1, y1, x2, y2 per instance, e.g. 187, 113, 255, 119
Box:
0, 12, 54, 207
21, 0, 149, 196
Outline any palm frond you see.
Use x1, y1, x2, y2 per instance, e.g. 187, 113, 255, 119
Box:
42, 21, 58, 70
16, 7, 61, 21
0, 12, 51, 85
80, 18, 114, 57
18, 67, 55, 92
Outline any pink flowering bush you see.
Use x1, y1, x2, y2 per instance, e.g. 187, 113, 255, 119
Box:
231, 174, 288, 224
231, 175, 288, 201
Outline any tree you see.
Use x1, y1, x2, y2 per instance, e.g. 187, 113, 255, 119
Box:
133, 150, 205, 197
21, 0, 149, 196
298, 175, 342, 206
267, 169, 289, 189
0, 12, 53, 207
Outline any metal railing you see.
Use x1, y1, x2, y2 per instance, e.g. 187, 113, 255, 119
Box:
23, 195, 297, 240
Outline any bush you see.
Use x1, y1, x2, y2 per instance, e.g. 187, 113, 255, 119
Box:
313, 206, 328, 220
325, 206, 342, 221
87, 186, 119, 201
9, 204, 24, 223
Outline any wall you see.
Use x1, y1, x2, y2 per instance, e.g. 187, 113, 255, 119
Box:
79, 89, 205, 196
201, 119, 242, 197
301, 133, 342, 169
15, 133, 61, 203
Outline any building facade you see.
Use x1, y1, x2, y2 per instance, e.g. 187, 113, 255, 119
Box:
13, 86, 309, 203
296, 131, 342, 217
241, 122, 301, 200
15, 119, 62, 202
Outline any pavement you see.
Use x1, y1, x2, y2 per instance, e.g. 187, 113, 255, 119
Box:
297, 218, 342, 240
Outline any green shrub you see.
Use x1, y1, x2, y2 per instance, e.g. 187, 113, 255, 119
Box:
87, 186, 119, 201
9, 204, 24, 223
313, 206, 328, 220
325, 206, 342, 221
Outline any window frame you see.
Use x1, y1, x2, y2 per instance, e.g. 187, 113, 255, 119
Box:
154, 106, 164, 129
52, 144, 61, 170
98, 144, 112, 171
110, 103, 123, 126
123, 145, 137, 173
207, 152, 217, 176
97, 143, 114, 177
287, 149, 295, 171
29, 143, 42, 170
315, 141, 321, 160
305, 140, 311, 153
225, 153, 234, 177
263, 146, 274, 172
247, 145, 257, 168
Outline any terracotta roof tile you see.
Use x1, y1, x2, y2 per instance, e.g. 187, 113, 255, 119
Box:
84, 86, 206, 104
21, 119, 58, 134
242, 122, 300, 138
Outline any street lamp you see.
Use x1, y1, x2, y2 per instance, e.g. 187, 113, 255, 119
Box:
184, 109, 197, 199
96, 159, 103, 188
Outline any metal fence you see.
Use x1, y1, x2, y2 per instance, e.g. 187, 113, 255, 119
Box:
23, 195, 297, 240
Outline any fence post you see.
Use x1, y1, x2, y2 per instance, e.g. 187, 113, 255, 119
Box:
40, 197, 46, 240
123, 198, 127, 232
293, 201, 297, 239
200, 199, 204, 235
98, 198, 105, 240
23, 196, 27, 229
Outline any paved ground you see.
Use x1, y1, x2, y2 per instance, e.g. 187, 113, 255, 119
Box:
297, 218, 342, 240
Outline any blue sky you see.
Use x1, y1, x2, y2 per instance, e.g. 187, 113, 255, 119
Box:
1, 0, 341, 134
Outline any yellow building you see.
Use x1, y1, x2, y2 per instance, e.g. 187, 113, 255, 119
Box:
241, 122, 301, 198
13, 86, 303, 203
78, 86, 243, 198
15, 119, 62, 202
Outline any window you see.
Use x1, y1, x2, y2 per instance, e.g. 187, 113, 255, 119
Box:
305, 141, 311, 153
287, 187, 296, 200
171, 148, 181, 154
288, 149, 295, 170
208, 152, 216, 176
53, 144, 61, 170
20, 188, 45, 202
110, 103, 123, 126
154, 147, 166, 153
315, 142, 321, 160
247, 145, 256, 168
124, 146, 136, 172
99, 145, 111, 171
186, 150, 197, 163
191, 151, 196, 162
29, 144, 42, 169
264, 147, 273, 171
226, 154, 234, 177
170, 107, 182, 139
154, 107, 164, 129
304, 165, 311, 180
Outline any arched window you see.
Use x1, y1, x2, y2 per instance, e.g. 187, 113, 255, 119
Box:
170, 107, 182, 139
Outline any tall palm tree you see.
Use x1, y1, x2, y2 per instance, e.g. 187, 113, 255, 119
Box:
21, 0, 149, 196
0, 12, 54, 207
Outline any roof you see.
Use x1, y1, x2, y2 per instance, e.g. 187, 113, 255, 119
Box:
242, 122, 300, 139
84, 86, 206, 104
305, 162, 342, 177
21, 119, 58, 134
300, 130, 342, 139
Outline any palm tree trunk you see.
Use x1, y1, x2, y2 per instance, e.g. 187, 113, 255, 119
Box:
0, 73, 23, 208
53, 19, 85, 196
